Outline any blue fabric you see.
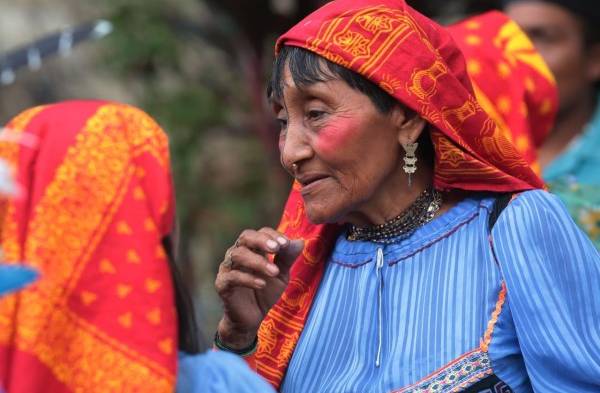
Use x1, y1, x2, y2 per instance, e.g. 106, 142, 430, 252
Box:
0, 264, 37, 393
491, 191, 600, 392
281, 190, 600, 393
0, 265, 38, 297
543, 100, 600, 248
544, 99, 600, 185
177, 350, 275, 393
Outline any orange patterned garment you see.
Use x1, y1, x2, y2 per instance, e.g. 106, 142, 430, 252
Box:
448, 11, 558, 175
0, 101, 177, 392
246, 1, 546, 389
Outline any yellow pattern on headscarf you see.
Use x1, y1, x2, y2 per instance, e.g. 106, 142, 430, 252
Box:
494, 20, 555, 84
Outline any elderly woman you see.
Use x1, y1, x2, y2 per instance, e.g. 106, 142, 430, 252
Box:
214, 1, 600, 392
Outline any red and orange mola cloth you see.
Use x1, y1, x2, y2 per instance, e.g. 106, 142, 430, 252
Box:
0, 101, 177, 392
246, 1, 548, 389
448, 11, 558, 175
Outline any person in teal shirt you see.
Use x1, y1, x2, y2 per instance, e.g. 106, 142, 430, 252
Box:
505, 0, 600, 247
544, 99, 600, 246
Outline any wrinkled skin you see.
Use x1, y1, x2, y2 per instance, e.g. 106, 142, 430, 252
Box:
215, 63, 428, 348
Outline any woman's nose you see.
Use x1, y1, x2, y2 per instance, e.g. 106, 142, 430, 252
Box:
280, 122, 313, 172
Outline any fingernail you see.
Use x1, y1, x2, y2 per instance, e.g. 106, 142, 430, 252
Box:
254, 278, 266, 287
266, 263, 279, 276
277, 236, 288, 246
266, 239, 278, 250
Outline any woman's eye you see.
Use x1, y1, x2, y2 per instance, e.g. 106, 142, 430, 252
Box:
526, 28, 561, 46
307, 110, 326, 120
277, 118, 288, 129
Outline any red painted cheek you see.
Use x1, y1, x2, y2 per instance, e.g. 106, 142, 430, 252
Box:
315, 117, 360, 155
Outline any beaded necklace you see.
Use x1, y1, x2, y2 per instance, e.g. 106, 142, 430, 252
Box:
347, 187, 443, 244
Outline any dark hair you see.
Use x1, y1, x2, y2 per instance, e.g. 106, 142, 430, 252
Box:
581, 17, 600, 49
269, 46, 397, 114
268, 45, 435, 164
162, 235, 205, 353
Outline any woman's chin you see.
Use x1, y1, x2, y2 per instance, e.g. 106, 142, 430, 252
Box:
304, 204, 343, 225
305, 210, 326, 225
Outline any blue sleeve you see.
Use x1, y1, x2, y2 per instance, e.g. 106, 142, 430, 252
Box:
492, 190, 600, 392
0, 265, 38, 296
176, 351, 275, 393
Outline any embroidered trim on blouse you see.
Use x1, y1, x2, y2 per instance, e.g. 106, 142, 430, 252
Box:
392, 349, 494, 393
480, 282, 507, 352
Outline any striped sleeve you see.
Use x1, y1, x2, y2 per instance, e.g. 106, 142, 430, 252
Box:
492, 190, 600, 392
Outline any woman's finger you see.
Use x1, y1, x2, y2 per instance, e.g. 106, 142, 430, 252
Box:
220, 246, 236, 271
274, 239, 304, 277
230, 246, 280, 277
215, 269, 266, 294
258, 227, 289, 247
236, 228, 284, 254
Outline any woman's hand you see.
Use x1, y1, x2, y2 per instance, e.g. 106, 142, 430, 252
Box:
215, 227, 304, 349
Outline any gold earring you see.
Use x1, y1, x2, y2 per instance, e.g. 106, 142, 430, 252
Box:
402, 142, 418, 187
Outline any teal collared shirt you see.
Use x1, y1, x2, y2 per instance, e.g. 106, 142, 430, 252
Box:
544, 98, 600, 248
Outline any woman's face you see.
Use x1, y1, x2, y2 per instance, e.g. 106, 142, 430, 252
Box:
273, 65, 406, 225
506, 2, 600, 115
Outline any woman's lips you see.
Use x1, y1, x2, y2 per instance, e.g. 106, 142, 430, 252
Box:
297, 174, 329, 195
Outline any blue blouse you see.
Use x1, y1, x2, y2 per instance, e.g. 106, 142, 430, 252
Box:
177, 351, 275, 393
281, 190, 600, 392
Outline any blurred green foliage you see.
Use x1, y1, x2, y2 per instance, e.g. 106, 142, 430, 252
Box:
102, 0, 291, 335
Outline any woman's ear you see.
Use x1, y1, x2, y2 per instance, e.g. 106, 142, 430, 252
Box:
391, 104, 427, 146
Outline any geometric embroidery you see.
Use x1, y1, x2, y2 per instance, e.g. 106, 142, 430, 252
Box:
392, 349, 513, 393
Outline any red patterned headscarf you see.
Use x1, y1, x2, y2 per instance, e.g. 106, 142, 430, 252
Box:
277, 0, 544, 192
0, 101, 177, 392
448, 11, 558, 175
246, 1, 547, 389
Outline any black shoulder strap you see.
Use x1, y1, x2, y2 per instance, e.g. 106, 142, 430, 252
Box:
487, 193, 514, 233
